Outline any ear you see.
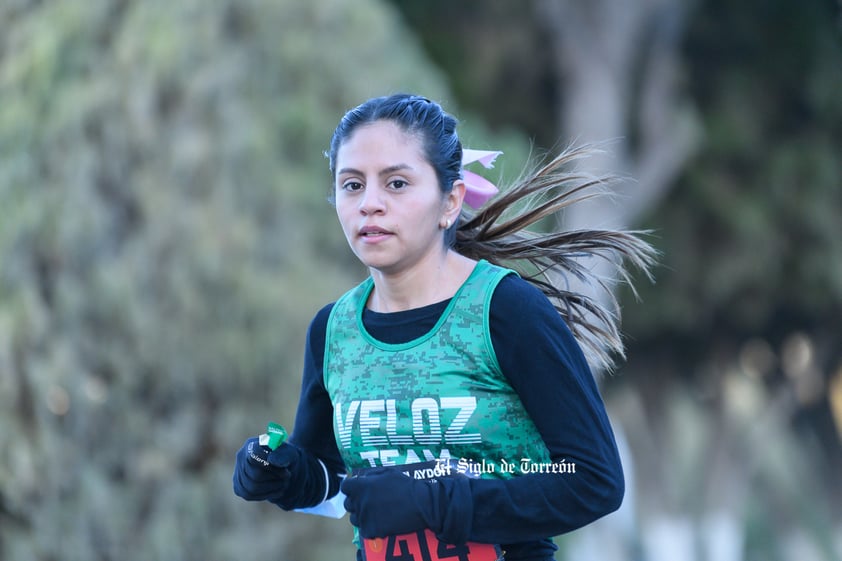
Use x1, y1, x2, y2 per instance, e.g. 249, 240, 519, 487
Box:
443, 179, 466, 222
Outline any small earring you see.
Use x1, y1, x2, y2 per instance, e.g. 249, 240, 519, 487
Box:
444, 218, 452, 229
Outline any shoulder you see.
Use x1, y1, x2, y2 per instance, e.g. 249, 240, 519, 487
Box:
490, 273, 556, 316
305, 302, 335, 355
489, 273, 583, 353
310, 302, 335, 331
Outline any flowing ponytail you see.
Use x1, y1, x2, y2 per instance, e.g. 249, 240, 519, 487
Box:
455, 144, 657, 371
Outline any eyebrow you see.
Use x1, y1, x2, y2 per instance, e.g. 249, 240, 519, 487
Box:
336, 164, 414, 177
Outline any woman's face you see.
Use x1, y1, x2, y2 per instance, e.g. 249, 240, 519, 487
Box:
334, 120, 457, 276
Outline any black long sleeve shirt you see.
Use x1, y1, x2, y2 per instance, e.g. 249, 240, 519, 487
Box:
285, 274, 624, 560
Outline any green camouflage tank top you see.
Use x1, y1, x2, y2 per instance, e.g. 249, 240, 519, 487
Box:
324, 260, 551, 479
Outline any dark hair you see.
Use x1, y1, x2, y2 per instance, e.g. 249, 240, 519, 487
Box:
328, 94, 656, 371
328, 94, 461, 191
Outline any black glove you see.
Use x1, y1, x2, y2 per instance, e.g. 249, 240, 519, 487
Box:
341, 467, 473, 544
232, 437, 299, 502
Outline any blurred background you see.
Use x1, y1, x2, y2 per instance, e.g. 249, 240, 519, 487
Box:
1, 0, 840, 559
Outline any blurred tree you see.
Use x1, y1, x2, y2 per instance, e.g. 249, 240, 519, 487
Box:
389, 0, 698, 327
391, 0, 842, 556
388, 0, 841, 349
0, 1, 528, 560
631, 0, 842, 339
625, 0, 842, 534
386, 1, 561, 147
534, 0, 698, 234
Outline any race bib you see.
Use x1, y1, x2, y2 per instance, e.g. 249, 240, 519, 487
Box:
363, 528, 500, 561
360, 460, 501, 561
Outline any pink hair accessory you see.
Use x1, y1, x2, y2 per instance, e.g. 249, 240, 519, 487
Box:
461, 149, 503, 208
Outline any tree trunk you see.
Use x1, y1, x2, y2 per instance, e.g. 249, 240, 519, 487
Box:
536, 0, 698, 231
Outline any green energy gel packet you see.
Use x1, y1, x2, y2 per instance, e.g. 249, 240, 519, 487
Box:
258, 422, 287, 451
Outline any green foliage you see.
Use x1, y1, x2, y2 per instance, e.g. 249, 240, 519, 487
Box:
387, 0, 560, 149
0, 1, 530, 559
625, 0, 842, 340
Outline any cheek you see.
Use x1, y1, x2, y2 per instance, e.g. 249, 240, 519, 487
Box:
335, 197, 356, 233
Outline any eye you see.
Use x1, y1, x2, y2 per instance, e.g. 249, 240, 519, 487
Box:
388, 179, 408, 190
341, 181, 362, 192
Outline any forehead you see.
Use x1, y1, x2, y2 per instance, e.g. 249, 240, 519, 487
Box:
336, 120, 426, 166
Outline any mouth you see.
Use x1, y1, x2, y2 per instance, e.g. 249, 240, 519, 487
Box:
358, 225, 392, 238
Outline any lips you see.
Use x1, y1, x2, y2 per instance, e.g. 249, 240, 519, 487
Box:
358, 225, 392, 238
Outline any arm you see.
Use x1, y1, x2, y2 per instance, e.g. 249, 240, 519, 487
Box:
234, 304, 345, 510
287, 304, 344, 467
278, 303, 346, 509
464, 274, 624, 542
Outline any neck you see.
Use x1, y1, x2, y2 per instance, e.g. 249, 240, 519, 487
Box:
368, 250, 476, 312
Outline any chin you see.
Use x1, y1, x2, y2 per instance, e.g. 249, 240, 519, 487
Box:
360, 258, 404, 276
351, 252, 393, 272
362, 261, 397, 274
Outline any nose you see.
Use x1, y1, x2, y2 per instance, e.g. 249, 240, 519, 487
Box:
359, 185, 386, 215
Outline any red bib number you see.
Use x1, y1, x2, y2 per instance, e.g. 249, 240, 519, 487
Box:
363, 530, 500, 561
